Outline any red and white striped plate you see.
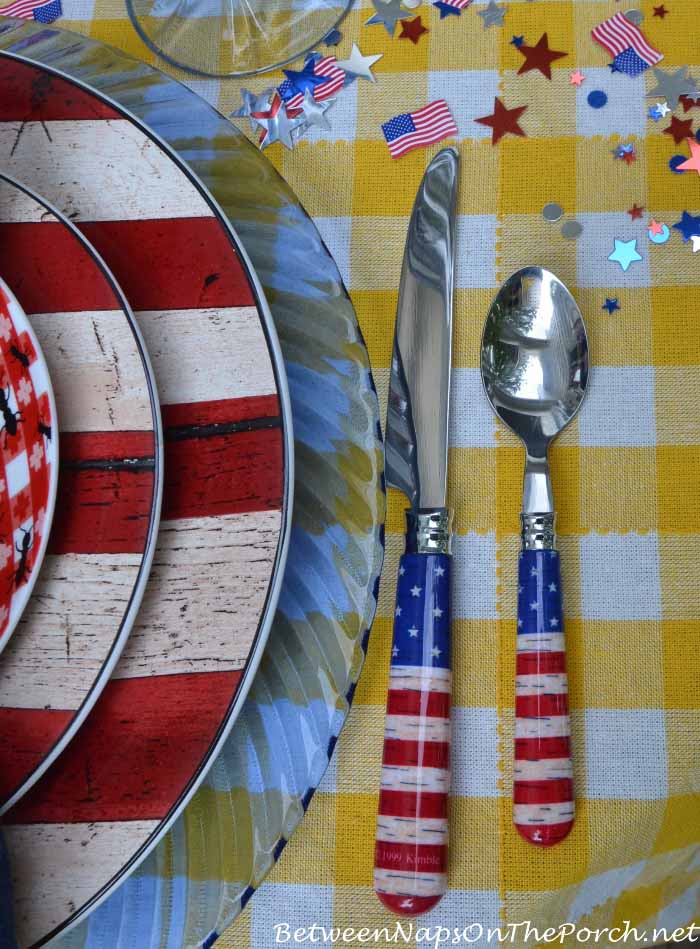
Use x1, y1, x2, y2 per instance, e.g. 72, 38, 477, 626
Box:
0, 53, 291, 947
0, 171, 162, 814
0, 272, 58, 656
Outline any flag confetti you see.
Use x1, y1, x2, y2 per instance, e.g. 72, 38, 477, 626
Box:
0, 0, 61, 20
591, 12, 663, 74
382, 99, 457, 158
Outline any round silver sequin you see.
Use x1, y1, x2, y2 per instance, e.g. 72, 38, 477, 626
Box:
625, 9, 643, 25
561, 220, 583, 240
543, 202, 564, 223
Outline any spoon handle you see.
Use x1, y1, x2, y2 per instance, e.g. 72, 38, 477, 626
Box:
514, 548, 574, 846
374, 550, 451, 915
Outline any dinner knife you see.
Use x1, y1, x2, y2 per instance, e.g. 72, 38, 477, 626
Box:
374, 147, 459, 917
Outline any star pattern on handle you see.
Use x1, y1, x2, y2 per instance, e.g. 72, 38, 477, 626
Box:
391, 555, 450, 668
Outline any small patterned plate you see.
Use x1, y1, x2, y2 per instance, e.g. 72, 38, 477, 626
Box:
0, 275, 58, 655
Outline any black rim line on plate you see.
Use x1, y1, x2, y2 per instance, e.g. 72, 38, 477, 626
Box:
0, 48, 295, 948
0, 169, 164, 818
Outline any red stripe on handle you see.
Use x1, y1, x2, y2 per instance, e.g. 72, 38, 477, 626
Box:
378, 789, 447, 820
382, 739, 450, 770
386, 690, 450, 719
516, 650, 567, 675
515, 692, 569, 718
513, 778, 573, 805
515, 735, 571, 760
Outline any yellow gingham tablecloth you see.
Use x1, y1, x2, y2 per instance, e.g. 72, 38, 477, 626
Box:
23, 0, 700, 942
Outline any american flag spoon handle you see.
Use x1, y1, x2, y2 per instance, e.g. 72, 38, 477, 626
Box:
514, 546, 574, 846
374, 547, 451, 916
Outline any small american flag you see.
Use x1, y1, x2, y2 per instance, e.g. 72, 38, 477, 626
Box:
0, 0, 61, 20
591, 12, 663, 67
277, 56, 347, 112
382, 100, 458, 159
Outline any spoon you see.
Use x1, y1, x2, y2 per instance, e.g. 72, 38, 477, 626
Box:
480, 267, 589, 847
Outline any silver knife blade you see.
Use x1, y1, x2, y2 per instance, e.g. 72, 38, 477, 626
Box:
385, 147, 459, 510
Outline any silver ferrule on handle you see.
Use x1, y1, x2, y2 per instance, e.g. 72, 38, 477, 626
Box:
405, 508, 453, 555
521, 512, 557, 550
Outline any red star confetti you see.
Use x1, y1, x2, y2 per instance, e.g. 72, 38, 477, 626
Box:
399, 16, 429, 43
517, 33, 567, 79
680, 95, 700, 112
475, 97, 527, 144
664, 115, 694, 144
628, 204, 645, 220
653, 4, 668, 17
622, 149, 637, 165
677, 137, 700, 175
569, 70, 586, 86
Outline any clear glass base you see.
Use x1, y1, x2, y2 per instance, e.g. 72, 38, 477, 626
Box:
126, 0, 353, 77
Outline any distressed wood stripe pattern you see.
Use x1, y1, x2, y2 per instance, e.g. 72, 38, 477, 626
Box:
6, 820, 160, 948
0, 173, 158, 812
514, 550, 574, 847
0, 53, 285, 947
0, 121, 212, 222
1, 219, 256, 315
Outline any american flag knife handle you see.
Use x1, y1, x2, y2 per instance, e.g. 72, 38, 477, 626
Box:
374, 551, 451, 916
514, 548, 574, 846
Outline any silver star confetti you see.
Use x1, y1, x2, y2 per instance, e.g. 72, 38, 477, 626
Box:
231, 88, 275, 132
365, 0, 411, 35
647, 67, 696, 110
298, 90, 335, 132
254, 95, 306, 150
655, 101, 671, 117
334, 42, 383, 82
477, 0, 507, 28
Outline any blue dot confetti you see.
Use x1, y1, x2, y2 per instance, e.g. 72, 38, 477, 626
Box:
669, 155, 687, 174
588, 90, 608, 109
324, 28, 342, 45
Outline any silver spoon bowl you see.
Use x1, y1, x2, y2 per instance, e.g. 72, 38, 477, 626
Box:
481, 267, 589, 516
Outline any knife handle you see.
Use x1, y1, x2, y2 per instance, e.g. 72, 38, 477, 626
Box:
374, 551, 451, 916
514, 548, 574, 846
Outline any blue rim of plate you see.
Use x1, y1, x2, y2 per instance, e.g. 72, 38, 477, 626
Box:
0, 19, 385, 949
0, 37, 295, 947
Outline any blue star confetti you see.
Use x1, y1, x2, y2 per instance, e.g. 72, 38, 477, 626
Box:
672, 211, 700, 243
282, 56, 328, 97
511, 35, 525, 47
434, 1, 462, 16
602, 297, 620, 314
648, 104, 664, 121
